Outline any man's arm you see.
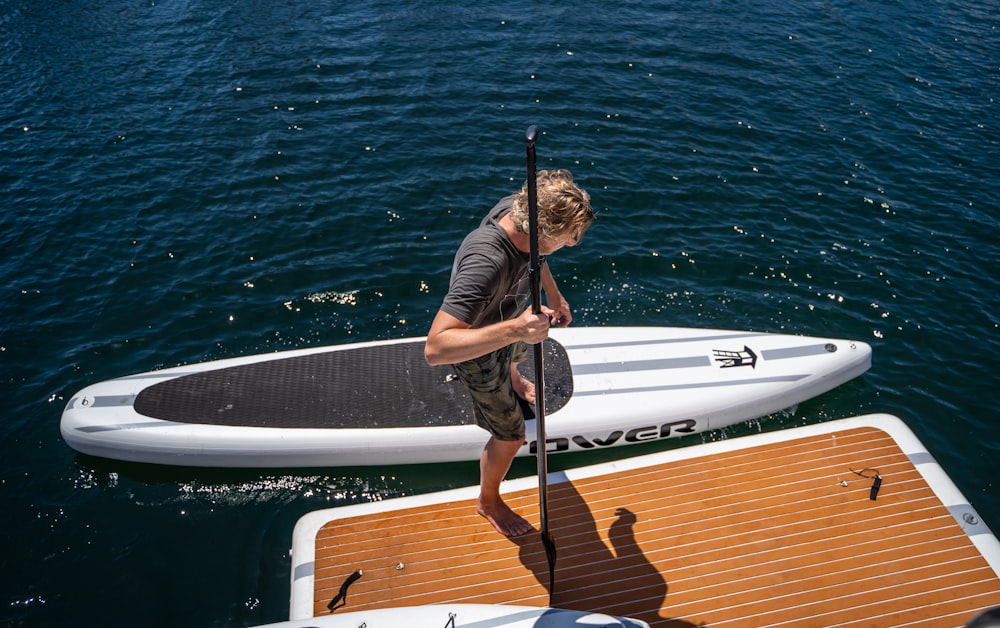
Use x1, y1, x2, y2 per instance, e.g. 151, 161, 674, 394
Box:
424, 307, 554, 366
541, 263, 572, 327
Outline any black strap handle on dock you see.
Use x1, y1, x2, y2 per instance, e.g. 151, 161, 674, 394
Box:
326, 569, 363, 612
525, 125, 557, 603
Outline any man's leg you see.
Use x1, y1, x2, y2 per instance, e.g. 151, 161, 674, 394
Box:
477, 434, 534, 537
453, 343, 534, 537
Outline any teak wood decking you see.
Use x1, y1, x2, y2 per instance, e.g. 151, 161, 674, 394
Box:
293, 415, 1000, 626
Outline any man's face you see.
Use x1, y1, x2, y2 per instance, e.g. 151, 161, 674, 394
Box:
539, 231, 578, 255
539, 225, 588, 255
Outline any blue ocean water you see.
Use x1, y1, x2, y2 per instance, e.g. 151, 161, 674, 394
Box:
2, 0, 997, 625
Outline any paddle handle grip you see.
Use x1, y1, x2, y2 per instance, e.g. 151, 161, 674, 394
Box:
525, 126, 541, 314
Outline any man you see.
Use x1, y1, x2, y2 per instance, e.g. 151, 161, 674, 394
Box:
424, 169, 594, 537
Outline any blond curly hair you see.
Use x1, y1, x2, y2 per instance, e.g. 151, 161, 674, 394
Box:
510, 169, 594, 244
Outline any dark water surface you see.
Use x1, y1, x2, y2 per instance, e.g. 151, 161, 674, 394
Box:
2, 1, 998, 625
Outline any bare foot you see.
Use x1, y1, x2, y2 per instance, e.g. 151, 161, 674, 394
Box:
477, 496, 534, 537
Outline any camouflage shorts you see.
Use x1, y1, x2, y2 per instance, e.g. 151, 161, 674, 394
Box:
452, 341, 530, 441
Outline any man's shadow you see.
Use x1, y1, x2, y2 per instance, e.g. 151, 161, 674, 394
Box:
511, 479, 700, 628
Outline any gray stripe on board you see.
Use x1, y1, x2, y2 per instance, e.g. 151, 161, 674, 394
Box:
571, 355, 710, 375
293, 561, 314, 581
762, 343, 838, 360
950, 504, 991, 537
563, 332, 763, 351
77, 421, 174, 433
83, 395, 137, 408
573, 374, 807, 396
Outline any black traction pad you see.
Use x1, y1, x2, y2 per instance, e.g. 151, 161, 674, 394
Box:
133, 339, 573, 429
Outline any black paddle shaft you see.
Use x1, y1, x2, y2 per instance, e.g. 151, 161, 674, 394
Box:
525, 124, 546, 475
525, 125, 556, 602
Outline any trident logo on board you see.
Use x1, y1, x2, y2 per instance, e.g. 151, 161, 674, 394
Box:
713, 345, 758, 368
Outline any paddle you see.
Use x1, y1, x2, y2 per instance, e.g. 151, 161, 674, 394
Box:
525, 125, 557, 603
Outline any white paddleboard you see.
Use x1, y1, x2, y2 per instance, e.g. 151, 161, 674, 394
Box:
252, 603, 649, 627
60, 326, 871, 467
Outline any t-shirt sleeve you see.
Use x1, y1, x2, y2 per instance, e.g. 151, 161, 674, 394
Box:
440, 247, 503, 326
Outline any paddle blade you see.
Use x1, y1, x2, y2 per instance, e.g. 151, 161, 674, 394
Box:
542, 531, 557, 603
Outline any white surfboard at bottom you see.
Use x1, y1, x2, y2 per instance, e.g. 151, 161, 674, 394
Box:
252, 603, 649, 628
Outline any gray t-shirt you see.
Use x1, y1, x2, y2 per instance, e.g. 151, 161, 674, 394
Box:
440, 195, 540, 329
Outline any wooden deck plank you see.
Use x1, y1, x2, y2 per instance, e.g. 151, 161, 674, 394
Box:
306, 424, 1000, 625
